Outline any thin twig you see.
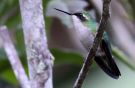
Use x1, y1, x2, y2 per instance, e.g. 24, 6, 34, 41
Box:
19, 0, 54, 88
73, 0, 111, 88
0, 26, 30, 88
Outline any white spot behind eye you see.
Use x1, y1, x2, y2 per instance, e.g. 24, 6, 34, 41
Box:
83, 14, 89, 20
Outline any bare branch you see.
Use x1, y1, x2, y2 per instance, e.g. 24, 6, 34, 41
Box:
19, 0, 54, 88
73, 0, 111, 88
0, 26, 30, 88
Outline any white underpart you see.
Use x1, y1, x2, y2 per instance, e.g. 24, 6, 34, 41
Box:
72, 15, 94, 52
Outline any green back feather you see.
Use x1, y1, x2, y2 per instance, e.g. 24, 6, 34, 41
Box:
82, 11, 110, 44
82, 11, 97, 33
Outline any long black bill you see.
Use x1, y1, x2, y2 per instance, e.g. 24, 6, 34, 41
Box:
54, 8, 73, 15
95, 39, 121, 79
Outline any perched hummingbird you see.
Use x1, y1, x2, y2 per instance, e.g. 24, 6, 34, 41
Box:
54, 8, 121, 79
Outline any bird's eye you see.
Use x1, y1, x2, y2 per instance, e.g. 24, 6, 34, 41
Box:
74, 13, 87, 22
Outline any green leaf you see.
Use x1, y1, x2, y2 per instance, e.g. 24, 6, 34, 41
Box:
51, 48, 83, 65
112, 46, 135, 70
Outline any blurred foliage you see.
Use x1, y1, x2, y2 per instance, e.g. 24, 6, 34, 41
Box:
0, 0, 135, 88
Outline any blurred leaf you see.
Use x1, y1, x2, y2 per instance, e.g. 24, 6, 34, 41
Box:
0, 58, 28, 85
0, 0, 18, 19
0, 59, 10, 73
112, 46, 135, 71
51, 48, 83, 65
0, 69, 18, 85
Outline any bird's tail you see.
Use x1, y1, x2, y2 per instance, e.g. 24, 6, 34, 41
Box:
94, 39, 121, 79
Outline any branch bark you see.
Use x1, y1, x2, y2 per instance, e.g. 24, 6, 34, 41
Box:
0, 26, 30, 88
73, 0, 111, 88
19, 0, 54, 88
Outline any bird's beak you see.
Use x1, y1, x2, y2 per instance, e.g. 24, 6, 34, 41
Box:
54, 8, 73, 15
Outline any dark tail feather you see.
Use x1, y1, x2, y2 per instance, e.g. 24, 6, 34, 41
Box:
94, 39, 121, 79
95, 56, 120, 79
101, 39, 121, 76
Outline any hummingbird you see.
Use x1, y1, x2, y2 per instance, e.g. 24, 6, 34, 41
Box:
54, 8, 121, 79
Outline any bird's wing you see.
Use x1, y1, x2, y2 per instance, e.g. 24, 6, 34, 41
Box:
94, 39, 121, 79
